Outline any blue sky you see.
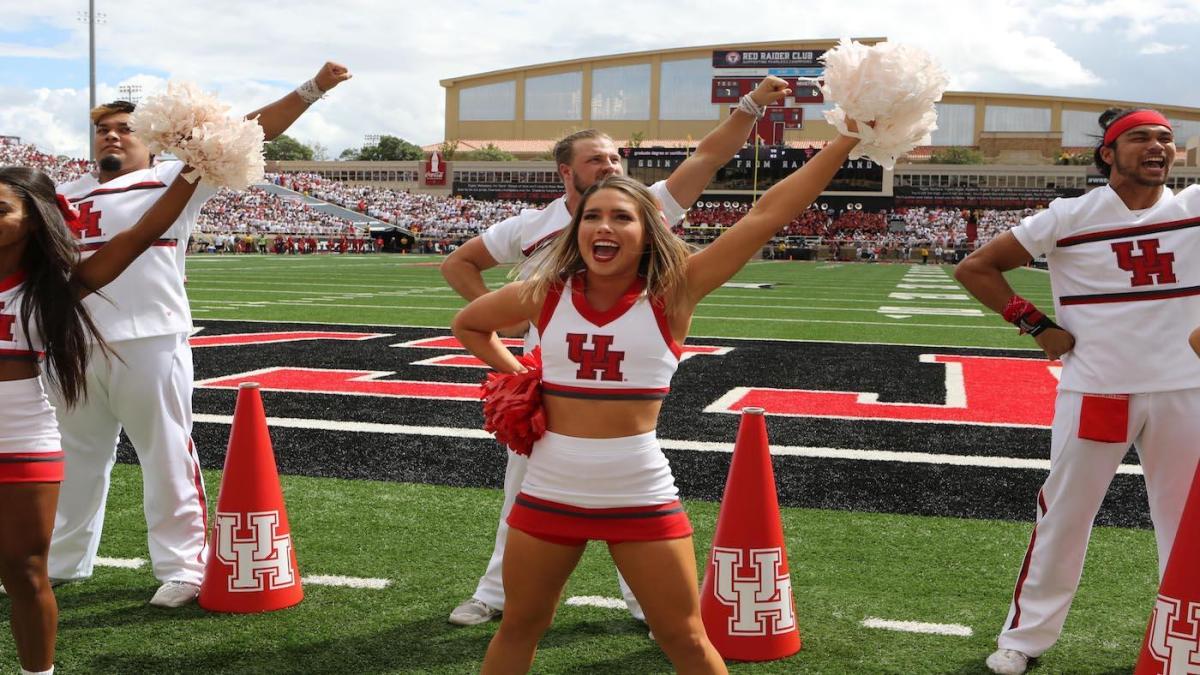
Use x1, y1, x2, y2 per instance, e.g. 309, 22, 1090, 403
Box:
2, 0, 1199, 159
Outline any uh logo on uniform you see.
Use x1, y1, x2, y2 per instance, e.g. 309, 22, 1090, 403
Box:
566, 332, 626, 380
710, 547, 796, 636
1143, 594, 1200, 674
213, 510, 296, 592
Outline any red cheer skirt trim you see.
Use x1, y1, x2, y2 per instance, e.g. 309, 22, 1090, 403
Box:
0, 451, 65, 483
507, 492, 693, 546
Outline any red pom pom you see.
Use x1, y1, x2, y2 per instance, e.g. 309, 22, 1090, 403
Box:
54, 194, 80, 228
480, 347, 545, 456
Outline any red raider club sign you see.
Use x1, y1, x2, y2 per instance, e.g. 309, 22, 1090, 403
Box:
214, 510, 297, 592
711, 547, 796, 636
1142, 594, 1200, 673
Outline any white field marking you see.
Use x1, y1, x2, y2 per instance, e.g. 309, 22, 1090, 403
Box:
888, 293, 971, 301
303, 575, 391, 589
189, 318, 1044, 352
96, 556, 146, 569
699, 302, 984, 314
816, 264, 843, 269
895, 284, 963, 290
708, 290, 942, 300
721, 282, 775, 289
707, 297, 965, 306
98, 552, 391, 590
190, 300, 462, 313
194, 298, 1001, 324
409, 355, 485, 368
926, 354, 968, 408
189, 414, 1143, 475
695, 314, 1001, 330
876, 307, 985, 318
861, 617, 973, 637
566, 596, 629, 610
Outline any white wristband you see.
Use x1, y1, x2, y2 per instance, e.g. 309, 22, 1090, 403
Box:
737, 94, 765, 119
295, 78, 325, 104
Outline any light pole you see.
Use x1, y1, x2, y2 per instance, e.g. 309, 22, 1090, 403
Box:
79, 2, 106, 160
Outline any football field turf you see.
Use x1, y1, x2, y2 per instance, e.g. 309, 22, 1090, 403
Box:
2, 255, 1160, 674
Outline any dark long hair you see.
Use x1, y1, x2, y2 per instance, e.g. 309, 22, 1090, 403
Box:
1093, 107, 1140, 178
0, 166, 109, 407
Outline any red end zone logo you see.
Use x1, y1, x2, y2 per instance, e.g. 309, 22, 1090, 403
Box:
192, 329, 1058, 429
705, 353, 1060, 428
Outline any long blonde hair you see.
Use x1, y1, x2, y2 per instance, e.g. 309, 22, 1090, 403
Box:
522, 175, 693, 316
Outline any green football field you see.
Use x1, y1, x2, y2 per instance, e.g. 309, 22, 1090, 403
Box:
2, 255, 1161, 674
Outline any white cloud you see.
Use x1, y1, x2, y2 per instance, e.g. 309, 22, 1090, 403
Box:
1, 0, 1196, 159
1139, 41, 1184, 55
0, 42, 78, 59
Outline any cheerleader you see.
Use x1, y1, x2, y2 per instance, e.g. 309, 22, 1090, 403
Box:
0, 165, 199, 675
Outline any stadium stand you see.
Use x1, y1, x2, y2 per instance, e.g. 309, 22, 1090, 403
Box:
1, 137, 1034, 259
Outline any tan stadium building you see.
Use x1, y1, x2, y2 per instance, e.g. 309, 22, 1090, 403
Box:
440, 37, 1200, 162
271, 37, 1200, 211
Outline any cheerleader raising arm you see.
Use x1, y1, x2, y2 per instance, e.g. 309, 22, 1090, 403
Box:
684, 130, 860, 305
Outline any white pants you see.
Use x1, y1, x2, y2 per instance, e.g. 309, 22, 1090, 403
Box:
472, 450, 645, 620
997, 388, 1200, 657
47, 333, 208, 585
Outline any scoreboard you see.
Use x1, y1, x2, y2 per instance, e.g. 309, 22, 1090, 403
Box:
712, 48, 826, 144
711, 78, 822, 104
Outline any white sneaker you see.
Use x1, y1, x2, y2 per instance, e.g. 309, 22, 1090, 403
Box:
448, 598, 501, 626
986, 648, 1030, 674
149, 581, 200, 608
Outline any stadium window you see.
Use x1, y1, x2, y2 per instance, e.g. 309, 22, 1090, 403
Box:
1061, 110, 1102, 147
659, 58, 720, 121
984, 105, 1051, 132
591, 63, 651, 120
525, 71, 583, 120
460, 81, 517, 121
930, 103, 975, 145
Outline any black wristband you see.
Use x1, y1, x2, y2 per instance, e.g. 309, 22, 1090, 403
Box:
1019, 312, 1059, 337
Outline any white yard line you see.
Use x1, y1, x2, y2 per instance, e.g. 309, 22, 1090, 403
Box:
303, 575, 391, 589
96, 557, 146, 569
192, 317, 1043, 351
565, 596, 630, 610
861, 617, 973, 637
190, 414, 1142, 475
93, 557, 390, 589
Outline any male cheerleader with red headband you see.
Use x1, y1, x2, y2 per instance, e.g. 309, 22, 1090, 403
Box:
956, 107, 1200, 674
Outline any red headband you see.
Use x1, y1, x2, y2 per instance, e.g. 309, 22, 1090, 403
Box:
1103, 110, 1171, 146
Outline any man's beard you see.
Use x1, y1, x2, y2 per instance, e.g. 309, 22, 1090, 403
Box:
573, 174, 592, 196
98, 155, 122, 172
1114, 155, 1168, 187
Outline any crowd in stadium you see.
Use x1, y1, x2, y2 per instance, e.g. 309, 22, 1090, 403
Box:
0, 137, 90, 184
2, 137, 1038, 259
275, 173, 530, 241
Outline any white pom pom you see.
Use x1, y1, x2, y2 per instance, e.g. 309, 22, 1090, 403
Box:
819, 39, 949, 170
129, 80, 265, 190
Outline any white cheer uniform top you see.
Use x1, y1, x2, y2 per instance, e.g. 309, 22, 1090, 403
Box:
1011, 184, 1200, 393
0, 271, 43, 361
537, 274, 681, 400
57, 161, 217, 342
480, 180, 685, 353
